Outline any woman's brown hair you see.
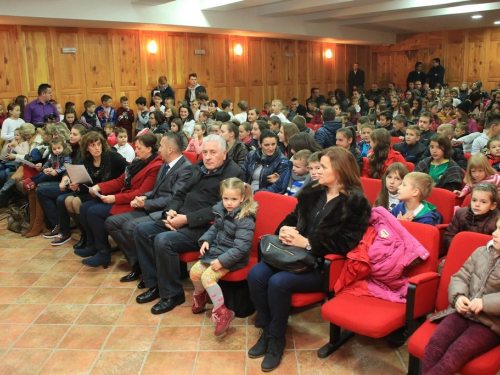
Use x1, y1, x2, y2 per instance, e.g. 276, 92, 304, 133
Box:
281, 123, 299, 145
80, 131, 110, 159
135, 133, 159, 154
369, 128, 392, 179
317, 147, 363, 196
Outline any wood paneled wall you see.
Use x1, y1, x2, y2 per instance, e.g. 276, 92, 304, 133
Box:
0, 25, 371, 114
371, 27, 500, 92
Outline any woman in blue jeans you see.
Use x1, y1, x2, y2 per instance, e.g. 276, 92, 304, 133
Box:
247, 147, 371, 372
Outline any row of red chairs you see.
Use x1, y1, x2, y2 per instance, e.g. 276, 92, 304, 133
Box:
176, 191, 498, 374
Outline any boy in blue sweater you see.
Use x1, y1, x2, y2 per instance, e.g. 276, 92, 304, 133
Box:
391, 171, 442, 225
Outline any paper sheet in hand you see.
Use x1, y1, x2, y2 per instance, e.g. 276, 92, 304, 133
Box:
18, 159, 36, 168
65, 164, 93, 184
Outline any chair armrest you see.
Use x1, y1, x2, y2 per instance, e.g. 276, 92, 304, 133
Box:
406, 272, 440, 321
323, 254, 346, 296
436, 223, 449, 231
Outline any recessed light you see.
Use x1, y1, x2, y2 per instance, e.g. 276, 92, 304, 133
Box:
471, 15, 483, 19
495, 21, 500, 25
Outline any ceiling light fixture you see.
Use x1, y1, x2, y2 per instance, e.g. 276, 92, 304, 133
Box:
471, 15, 483, 19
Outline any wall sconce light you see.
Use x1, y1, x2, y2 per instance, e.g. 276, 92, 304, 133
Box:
148, 40, 158, 54
325, 49, 333, 59
234, 44, 243, 56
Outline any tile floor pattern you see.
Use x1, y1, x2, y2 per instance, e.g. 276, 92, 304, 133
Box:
0, 221, 412, 375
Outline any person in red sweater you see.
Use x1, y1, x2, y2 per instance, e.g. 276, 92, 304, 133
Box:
78, 133, 163, 269
362, 128, 408, 178
116, 96, 134, 140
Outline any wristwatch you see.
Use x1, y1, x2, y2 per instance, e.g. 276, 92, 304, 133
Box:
305, 240, 311, 251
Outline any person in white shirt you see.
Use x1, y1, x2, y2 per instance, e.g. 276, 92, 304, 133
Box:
271, 99, 291, 124
221, 99, 235, 120
1, 103, 25, 143
114, 128, 136, 162
234, 101, 248, 124
150, 93, 165, 114
179, 105, 196, 136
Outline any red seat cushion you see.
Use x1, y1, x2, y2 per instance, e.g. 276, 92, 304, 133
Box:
408, 319, 500, 375
221, 261, 257, 282
321, 293, 406, 338
178, 251, 200, 263
291, 292, 325, 307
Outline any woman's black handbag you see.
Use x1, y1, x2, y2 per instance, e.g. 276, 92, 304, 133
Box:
260, 234, 317, 274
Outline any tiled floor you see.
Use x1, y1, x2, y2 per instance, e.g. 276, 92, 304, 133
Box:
0, 220, 410, 375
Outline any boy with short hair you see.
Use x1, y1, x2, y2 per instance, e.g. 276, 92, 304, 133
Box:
285, 150, 312, 196
221, 99, 234, 120
418, 112, 436, 146
306, 99, 319, 123
378, 111, 394, 132
116, 96, 134, 139
96, 95, 116, 124
150, 93, 165, 113
393, 125, 427, 164
80, 100, 100, 129
307, 151, 323, 181
103, 122, 117, 147
356, 123, 374, 157
268, 116, 281, 134
391, 172, 443, 225
438, 103, 455, 124
261, 102, 271, 117
164, 97, 175, 108
471, 113, 500, 155
198, 93, 209, 110
454, 122, 469, 140
234, 101, 248, 123
390, 114, 407, 138
270, 99, 291, 124
135, 97, 150, 134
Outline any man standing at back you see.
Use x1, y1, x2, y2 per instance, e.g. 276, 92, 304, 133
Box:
348, 63, 365, 96
24, 83, 59, 124
427, 58, 445, 89
133, 135, 245, 315
184, 73, 206, 106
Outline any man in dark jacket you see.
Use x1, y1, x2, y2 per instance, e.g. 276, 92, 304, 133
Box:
314, 106, 341, 148
150, 76, 175, 106
347, 63, 365, 96
306, 87, 326, 108
427, 58, 445, 89
133, 135, 245, 314
105, 133, 193, 282
184, 73, 207, 106
406, 62, 426, 90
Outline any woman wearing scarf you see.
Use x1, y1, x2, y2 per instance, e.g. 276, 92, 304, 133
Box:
77, 133, 163, 268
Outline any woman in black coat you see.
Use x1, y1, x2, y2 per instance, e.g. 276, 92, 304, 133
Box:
56, 131, 129, 249
220, 121, 248, 167
247, 147, 371, 372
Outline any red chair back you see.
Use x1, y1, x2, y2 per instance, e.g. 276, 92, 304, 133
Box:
391, 137, 402, 146
252, 192, 297, 261
462, 194, 472, 208
426, 187, 456, 224
435, 232, 490, 312
306, 123, 316, 132
197, 153, 203, 161
400, 221, 439, 276
464, 153, 472, 161
360, 177, 382, 206
406, 162, 415, 172
182, 151, 197, 164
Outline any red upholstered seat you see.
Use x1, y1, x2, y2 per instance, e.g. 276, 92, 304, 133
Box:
178, 252, 200, 263
182, 151, 197, 164
360, 177, 382, 206
391, 136, 402, 146
407, 231, 499, 375
461, 193, 471, 208
426, 187, 457, 257
317, 220, 439, 359
464, 152, 472, 161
